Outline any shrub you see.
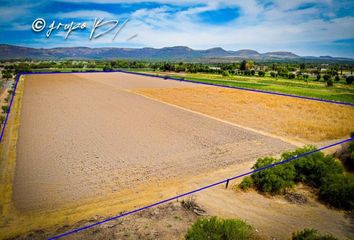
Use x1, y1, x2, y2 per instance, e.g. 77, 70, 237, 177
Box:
323, 74, 330, 81
334, 75, 340, 81
270, 72, 277, 78
251, 157, 295, 194
316, 74, 321, 81
292, 228, 338, 240
346, 76, 353, 84
2, 105, 9, 114
239, 176, 253, 190
281, 146, 343, 188
258, 71, 265, 77
185, 217, 254, 240
288, 73, 295, 79
323, 74, 333, 86
247, 145, 353, 209
345, 136, 354, 169
244, 70, 251, 76
319, 174, 354, 209
0, 115, 5, 125
222, 70, 230, 77
103, 65, 113, 71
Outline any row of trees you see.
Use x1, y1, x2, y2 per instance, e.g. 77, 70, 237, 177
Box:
1, 61, 353, 87
2, 60, 352, 75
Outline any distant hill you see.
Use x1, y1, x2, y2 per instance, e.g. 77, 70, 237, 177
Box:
0, 44, 352, 62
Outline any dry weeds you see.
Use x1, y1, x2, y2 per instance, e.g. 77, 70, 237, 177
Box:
134, 86, 354, 142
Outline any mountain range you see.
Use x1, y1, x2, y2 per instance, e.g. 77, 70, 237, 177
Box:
0, 44, 352, 62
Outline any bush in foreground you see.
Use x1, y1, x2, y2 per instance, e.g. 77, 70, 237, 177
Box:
239, 176, 253, 190
292, 228, 338, 240
341, 132, 354, 170
239, 145, 354, 209
250, 157, 295, 194
281, 146, 343, 187
185, 217, 254, 240
319, 174, 354, 209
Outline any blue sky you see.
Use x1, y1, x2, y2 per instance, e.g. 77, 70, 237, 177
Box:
0, 0, 353, 57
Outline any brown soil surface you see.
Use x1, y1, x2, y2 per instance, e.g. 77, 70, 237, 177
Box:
9, 202, 199, 240
133, 86, 354, 143
14, 72, 294, 212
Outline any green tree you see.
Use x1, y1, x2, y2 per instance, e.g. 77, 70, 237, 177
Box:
246, 60, 254, 70
240, 60, 247, 71
299, 63, 306, 71
2, 70, 12, 80
323, 75, 332, 86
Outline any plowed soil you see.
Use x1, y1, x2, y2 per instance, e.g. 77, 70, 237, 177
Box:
14, 72, 294, 211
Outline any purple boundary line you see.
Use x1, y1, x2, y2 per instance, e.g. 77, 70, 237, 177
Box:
114, 69, 354, 107
25, 70, 354, 107
0, 72, 352, 238
0, 73, 22, 142
4, 69, 351, 143
48, 137, 354, 240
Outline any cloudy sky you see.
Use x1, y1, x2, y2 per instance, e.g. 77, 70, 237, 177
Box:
0, 0, 353, 57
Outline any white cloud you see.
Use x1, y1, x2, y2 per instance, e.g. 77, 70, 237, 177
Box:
55, 10, 122, 20
5, 0, 352, 56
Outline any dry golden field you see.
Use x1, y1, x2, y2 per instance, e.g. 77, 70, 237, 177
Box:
134, 86, 354, 143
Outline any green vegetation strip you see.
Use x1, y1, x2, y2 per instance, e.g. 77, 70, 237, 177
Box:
171, 75, 354, 104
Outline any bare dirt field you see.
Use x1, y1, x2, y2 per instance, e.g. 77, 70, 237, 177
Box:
134, 86, 354, 143
14, 72, 294, 212
2, 72, 352, 239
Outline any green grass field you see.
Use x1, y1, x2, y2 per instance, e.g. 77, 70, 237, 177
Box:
136, 71, 354, 104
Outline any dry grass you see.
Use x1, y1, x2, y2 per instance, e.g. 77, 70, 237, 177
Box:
0, 76, 24, 230
133, 86, 354, 142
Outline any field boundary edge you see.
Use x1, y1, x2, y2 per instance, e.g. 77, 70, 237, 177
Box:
48, 137, 354, 239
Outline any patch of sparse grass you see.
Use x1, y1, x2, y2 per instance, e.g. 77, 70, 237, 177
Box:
292, 228, 338, 240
